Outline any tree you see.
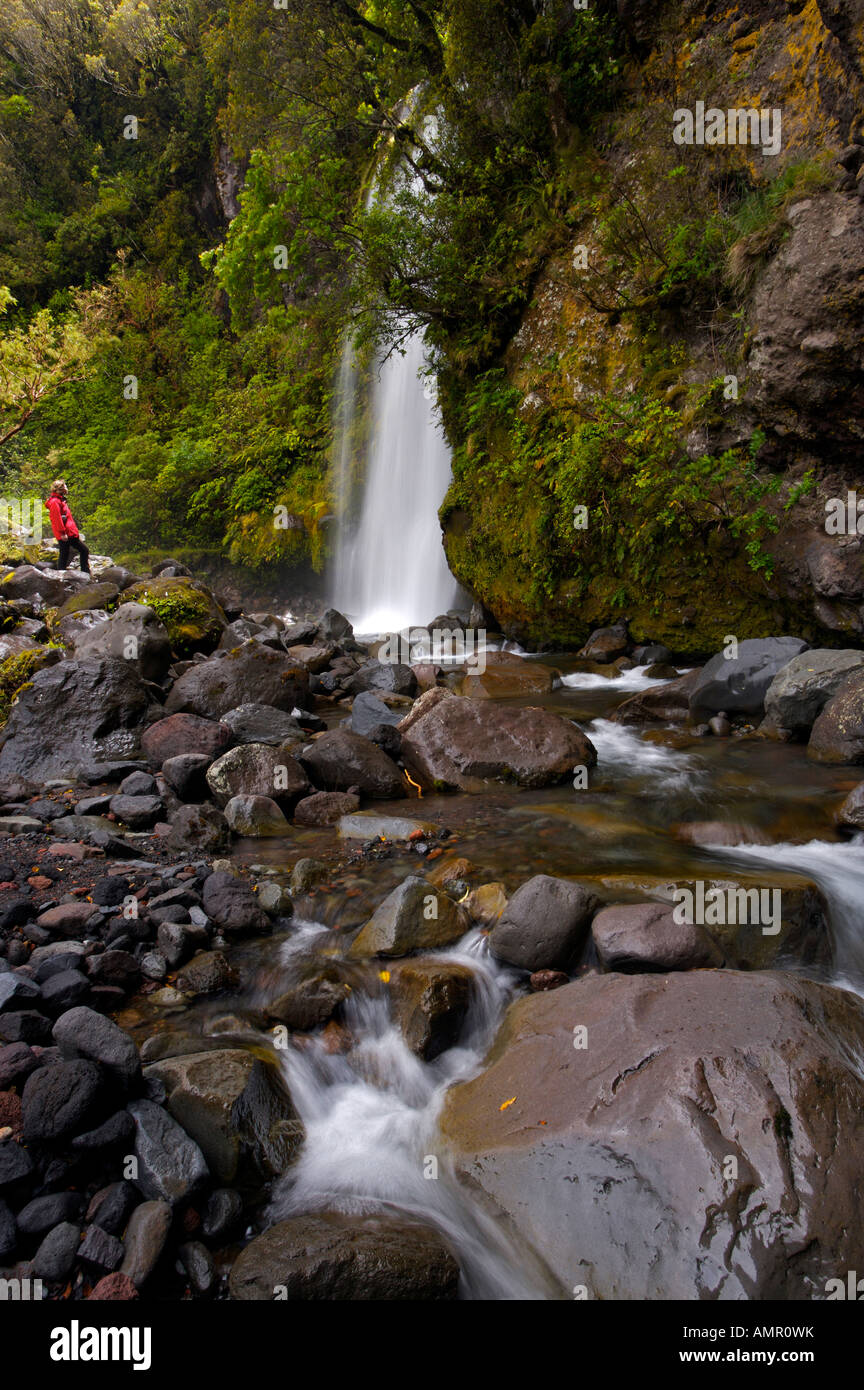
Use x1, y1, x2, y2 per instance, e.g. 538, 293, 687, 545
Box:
0, 285, 110, 445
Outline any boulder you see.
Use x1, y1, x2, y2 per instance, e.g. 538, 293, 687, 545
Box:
127, 1098, 209, 1205
224, 795, 291, 838
294, 791, 361, 826
346, 661, 417, 698
488, 876, 595, 972
300, 728, 406, 800
143, 1049, 301, 1184
347, 877, 468, 958
201, 871, 269, 935
119, 1200, 172, 1287
689, 638, 809, 717
286, 643, 337, 673
71, 604, 172, 682
317, 608, 353, 643
265, 976, 349, 1031
439, 971, 864, 1299
165, 641, 309, 718
389, 957, 475, 1060
579, 624, 629, 662
613, 667, 703, 726
161, 753, 212, 802
220, 704, 306, 747
205, 743, 308, 809
108, 794, 163, 829
401, 698, 596, 791
591, 902, 724, 972
0, 659, 151, 787
52, 1006, 140, 1086
461, 652, 556, 699
21, 1059, 104, 1142
165, 804, 230, 854
119, 577, 226, 656
0, 564, 66, 607
350, 691, 402, 738
837, 781, 864, 828
808, 669, 864, 763
229, 1211, 459, 1300
764, 649, 864, 736
142, 713, 232, 767
177, 951, 237, 996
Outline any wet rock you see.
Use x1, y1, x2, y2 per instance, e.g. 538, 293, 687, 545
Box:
806, 539, 864, 602
177, 951, 237, 997
463, 882, 508, 927
201, 871, 269, 935
287, 643, 337, 673
88, 1272, 139, 1300
35, 901, 102, 938
144, 1050, 301, 1184
165, 641, 309, 718
294, 791, 361, 826
350, 691, 402, 737
119, 577, 225, 656
166, 804, 230, 855
0, 659, 151, 788
317, 609, 354, 644
17, 1191, 86, 1236
220, 703, 306, 747
53, 1007, 140, 1087
808, 669, 864, 762
0, 1135, 33, 1191
338, 813, 438, 842
72, 604, 172, 683
255, 881, 293, 916
707, 713, 731, 736
613, 667, 703, 726
0, 974, 41, 1012
0, 894, 31, 932
179, 1239, 216, 1297
440, 971, 864, 1299
87, 1182, 139, 1236
300, 728, 406, 800
837, 780, 864, 828
346, 661, 417, 698
579, 624, 629, 662
229, 1211, 459, 1300
0, 1042, 40, 1090
71, 1109, 135, 1153
33, 1222, 81, 1283
78, 1223, 124, 1273
529, 969, 569, 991
127, 1099, 209, 1205
675, 821, 770, 847
86, 950, 141, 993
689, 638, 809, 717
265, 977, 349, 1031
402, 697, 596, 791
398, 686, 452, 733
202, 1188, 243, 1244
591, 902, 724, 972
206, 743, 308, 808
119, 1199, 172, 1287
461, 652, 557, 698
764, 649, 864, 736
348, 877, 469, 958
389, 957, 474, 1060
224, 795, 291, 838
488, 876, 595, 972
41, 969, 90, 1014
21, 1060, 104, 1142
142, 713, 232, 768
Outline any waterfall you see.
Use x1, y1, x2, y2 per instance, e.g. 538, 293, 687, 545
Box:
331, 328, 458, 636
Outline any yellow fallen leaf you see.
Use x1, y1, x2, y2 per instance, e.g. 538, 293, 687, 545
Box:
499, 1097, 516, 1112
379, 970, 390, 983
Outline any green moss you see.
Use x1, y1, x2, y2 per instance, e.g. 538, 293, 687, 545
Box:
0, 647, 49, 726
119, 576, 225, 657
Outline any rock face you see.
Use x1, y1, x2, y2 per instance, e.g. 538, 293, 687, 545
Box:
348, 878, 469, 958
488, 876, 595, 972
165, 641, 309, 718
401, 698, 596, 790
228, 1211, 459, 1300
689, 638, 809, 717
71, 603, 172, 682
439, 971, 864, 1299
0, 659, 151, 787
807, 669, 864, 762
590, 902, 724, 972
764, 649, 864, 735
300, 728, 406, 799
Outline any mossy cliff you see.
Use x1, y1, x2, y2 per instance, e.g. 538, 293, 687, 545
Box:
438, 0, 864, 654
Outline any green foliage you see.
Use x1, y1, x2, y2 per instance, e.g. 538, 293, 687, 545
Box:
0, 645, 47, 726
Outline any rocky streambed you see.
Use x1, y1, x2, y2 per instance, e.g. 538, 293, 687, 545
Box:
2, 554, 864, 1299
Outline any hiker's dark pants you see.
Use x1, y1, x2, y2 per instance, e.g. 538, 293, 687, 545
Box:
57, 536, 90, 574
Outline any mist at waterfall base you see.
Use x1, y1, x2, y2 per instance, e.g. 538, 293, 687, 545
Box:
331, 329, 459, 637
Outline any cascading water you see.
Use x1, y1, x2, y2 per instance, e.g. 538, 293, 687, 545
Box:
331, 329, 458, 636
268, 930, 559, 1299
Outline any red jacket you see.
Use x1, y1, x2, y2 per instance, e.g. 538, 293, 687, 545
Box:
46, 493, 79, 541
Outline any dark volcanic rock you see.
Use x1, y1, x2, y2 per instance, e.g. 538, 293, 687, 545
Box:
808, 669, 864, 763
165, 642, 309, 718
488, 875, 596, 972
591, 902, 724, 972
689, 638, 809, 717
300, 728, 406, 800
21, 1059, 104, 1142
142, 713, 232, 768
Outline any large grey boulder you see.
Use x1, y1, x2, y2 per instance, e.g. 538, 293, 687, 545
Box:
688, 637, 809, 716
764, 649, 864, 735
220, 703, 306, 747
488, 876, 596, 972
53, 1006, 141, 1087
206, 742, 308, 808
590, 902, 724, 972
300, 728, 406, 799
347, 877, 469, 958
0, 658, 151, 788
223, 794, 291, 837
71, 603, 172, 682
440, 971, 864, 1299
808, 668, 864, 763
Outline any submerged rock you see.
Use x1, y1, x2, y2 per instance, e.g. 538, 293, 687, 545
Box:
389, 956, 475, 1060
348, 877, 469, 958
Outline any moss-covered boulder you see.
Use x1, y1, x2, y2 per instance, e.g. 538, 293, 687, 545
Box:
0, 643, 62, 727
119, 577, 226, 657
55, 583, 120, 620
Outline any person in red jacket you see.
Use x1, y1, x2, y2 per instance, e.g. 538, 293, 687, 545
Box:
46, 479, 90, 574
